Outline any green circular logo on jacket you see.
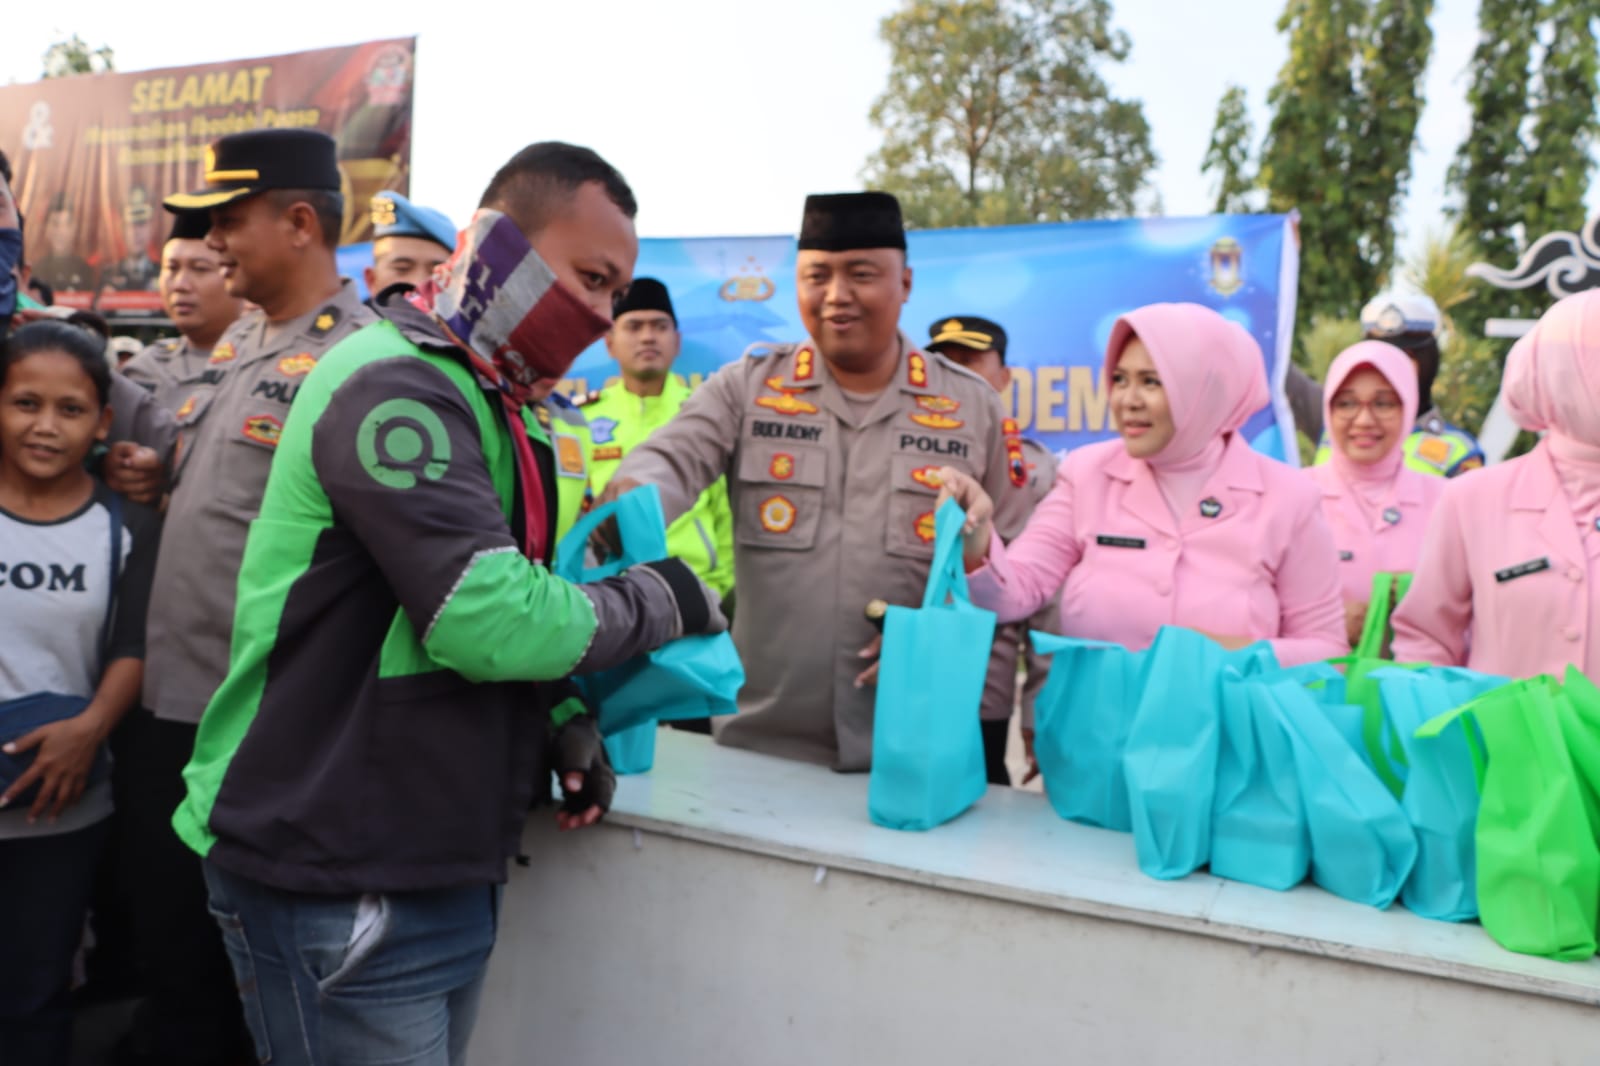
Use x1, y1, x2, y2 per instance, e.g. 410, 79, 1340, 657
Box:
357, 398, 452, 489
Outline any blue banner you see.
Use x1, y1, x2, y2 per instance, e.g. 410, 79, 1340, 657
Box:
560, 213, 1300, 460
347, 213, 1300, 459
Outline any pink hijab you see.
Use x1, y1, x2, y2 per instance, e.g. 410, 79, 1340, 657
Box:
1106, 303, 1270, 517
1503, 289, 1600, 518
1322, 340, 1419, 508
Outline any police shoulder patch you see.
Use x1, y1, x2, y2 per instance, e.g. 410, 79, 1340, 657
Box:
742, 341, 796, 362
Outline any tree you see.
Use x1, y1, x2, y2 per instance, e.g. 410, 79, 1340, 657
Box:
1200, 84, 1256, 214
1446, 0, 1596, 351
1260, 0, 1435, 342
42, 35, 114, 79
1523, 0, 1599, 242
862, 0, 1157, 228
1346, 0, 1433, 288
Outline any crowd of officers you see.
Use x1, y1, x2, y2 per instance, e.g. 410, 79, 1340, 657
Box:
7, 119, 1588, 1066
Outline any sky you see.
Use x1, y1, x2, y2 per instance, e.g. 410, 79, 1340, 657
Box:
3, 0, 1593, 268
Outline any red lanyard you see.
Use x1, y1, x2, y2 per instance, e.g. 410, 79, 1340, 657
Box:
436, 320, 549, 563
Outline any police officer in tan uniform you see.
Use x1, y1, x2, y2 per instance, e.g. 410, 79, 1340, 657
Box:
121, 210, 244, 418
926, 315, 1058, 785
104, 128, 373, 1066
607, 192, 1026, 770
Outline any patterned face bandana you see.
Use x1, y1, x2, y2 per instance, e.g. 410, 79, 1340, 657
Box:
407, 209, 611, 406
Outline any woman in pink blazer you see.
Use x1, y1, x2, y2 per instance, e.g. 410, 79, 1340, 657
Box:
1391, 290, 1600, 681
937, 302, 1347, 665
1306, 341, 1444, 645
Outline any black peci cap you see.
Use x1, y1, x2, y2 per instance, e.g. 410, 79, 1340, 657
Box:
165, 129, 342, 211
613, 277, 676, 324
928, 315, 1008, 359
797, 191, 906, 252
167, 209, 211, 242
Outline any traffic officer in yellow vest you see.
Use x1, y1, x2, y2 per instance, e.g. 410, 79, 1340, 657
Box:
926, 314, 1057, 785
1312, 292, 1485, 477
103, 127, 374, 1066
121, 210, 244, 418
603, 192, 1028, 770
578, 277, 735, 599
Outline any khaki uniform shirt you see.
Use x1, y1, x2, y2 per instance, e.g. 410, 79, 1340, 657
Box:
983, 435, 1061, 724
121, 335, 217, 417
615, 334, 1027, 770
144, 281, 375, 723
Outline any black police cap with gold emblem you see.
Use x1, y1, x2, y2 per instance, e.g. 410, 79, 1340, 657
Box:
613, 277, 676, 324
797, 192, 906, 252
165, 129, 342, 211
928, 315, 1008, 359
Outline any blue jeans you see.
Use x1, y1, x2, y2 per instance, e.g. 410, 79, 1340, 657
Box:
202, 860, 499, 1066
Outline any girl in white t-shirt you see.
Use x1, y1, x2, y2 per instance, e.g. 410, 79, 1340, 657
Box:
0, 319, 158, 1065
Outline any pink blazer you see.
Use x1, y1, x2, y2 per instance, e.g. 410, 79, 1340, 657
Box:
1391, 443, 1599, 680
1305, 463, 1444, 603
968, 434, 1348, 665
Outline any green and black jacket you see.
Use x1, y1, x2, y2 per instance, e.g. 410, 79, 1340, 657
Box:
173, 295, 673, 893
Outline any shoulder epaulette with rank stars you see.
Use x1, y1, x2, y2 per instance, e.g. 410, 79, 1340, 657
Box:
742, 341, 797, 362
572, 389, 603, 408
1002, 418, 1027, 487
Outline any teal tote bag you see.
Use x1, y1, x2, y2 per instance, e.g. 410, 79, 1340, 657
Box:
867, 500, 996, 831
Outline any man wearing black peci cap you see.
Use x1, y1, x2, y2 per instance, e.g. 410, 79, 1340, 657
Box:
103, 128, 374, 1066
603, 192, 1029, 769
121, 210, 244, 417
927, 314, 1059, 786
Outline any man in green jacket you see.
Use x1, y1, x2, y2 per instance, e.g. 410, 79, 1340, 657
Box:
174, 142, 726, 1066
579, 278, 734, 600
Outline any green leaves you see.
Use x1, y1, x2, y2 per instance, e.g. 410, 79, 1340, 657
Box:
1260, 0, 1434, 337
863, 0, 1156, 228
1446, 0, 1596, 357
1202, 85, 1258, 214
41, 35, 114, 79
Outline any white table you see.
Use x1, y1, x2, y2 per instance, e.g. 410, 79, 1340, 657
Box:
473, 730, 1600, 1065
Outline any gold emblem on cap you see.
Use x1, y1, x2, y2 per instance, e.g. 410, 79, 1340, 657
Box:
203, 142, 261, 185
370, 196, 398, 228
941, 319, 964, 334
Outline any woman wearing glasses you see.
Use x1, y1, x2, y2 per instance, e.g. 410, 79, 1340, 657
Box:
1306, 341, 1444, 646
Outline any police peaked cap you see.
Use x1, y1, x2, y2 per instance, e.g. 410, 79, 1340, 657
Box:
165, 129, 342, 211
928, 315, 1008, 359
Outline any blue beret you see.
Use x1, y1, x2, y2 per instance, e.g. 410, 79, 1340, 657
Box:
370, 192, 457, 252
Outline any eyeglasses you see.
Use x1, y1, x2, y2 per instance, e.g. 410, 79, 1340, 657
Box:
1331, 395, 1403, 418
